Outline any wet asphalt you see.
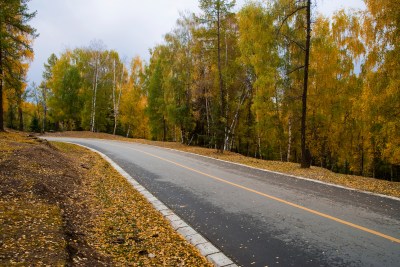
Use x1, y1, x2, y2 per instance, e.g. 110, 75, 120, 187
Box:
44, 138, 400, 267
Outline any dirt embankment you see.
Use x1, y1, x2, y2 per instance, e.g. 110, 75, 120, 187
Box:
0, 132, 211, 266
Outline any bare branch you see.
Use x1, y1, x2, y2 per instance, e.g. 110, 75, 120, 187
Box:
276, 5, 307, 36
282, 33, 306, 51
286, 65, 305, 75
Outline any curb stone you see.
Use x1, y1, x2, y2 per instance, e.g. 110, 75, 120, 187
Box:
63, 141, 238, 267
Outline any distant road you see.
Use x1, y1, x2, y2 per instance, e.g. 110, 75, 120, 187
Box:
44, 137, 400, 267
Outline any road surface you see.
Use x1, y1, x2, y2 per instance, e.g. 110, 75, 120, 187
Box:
44, 137, 400, 267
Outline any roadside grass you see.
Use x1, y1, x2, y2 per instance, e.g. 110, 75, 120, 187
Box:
0, 131, 211, 266
44, 131, 400, 198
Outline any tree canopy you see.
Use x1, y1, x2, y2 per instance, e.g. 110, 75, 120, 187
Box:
7, 0, 400, 181
0, 0, 37, 131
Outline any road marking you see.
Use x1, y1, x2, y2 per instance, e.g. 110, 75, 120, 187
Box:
114, 143, 400, 244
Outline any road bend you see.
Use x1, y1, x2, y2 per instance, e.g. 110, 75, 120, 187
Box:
44, 137, 400, 267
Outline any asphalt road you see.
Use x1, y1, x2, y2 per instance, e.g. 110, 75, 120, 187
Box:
44, 137, 400, 267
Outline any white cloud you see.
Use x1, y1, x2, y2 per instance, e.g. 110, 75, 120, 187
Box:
317, 0, 365, 17
27, 0, 365, 85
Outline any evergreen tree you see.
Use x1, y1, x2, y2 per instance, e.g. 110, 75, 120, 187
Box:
29, 114, 40, 132
146, 50, 167, 140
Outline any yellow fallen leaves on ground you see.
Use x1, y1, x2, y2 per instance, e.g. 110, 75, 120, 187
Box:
55, 142, 212, 266
0, 132, 68, 265
0, 132, 212, 266
0, 198, 66, 265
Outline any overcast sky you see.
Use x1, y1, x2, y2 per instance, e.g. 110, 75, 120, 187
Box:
27, 0, 365, 85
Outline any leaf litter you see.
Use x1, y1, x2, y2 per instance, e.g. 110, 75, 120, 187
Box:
0, 131, 211, 266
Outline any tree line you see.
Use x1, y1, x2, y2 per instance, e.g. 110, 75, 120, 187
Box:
1, 0, 399, 181
0, 0, 37, 131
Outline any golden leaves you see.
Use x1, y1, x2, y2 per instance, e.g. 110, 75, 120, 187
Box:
0, 133, 67, 265
0, 132, 211, 265
0, 198, 66, 266
53, 141, 212, 266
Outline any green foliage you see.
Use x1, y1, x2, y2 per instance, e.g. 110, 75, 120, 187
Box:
48, 52, 82, 130
198, 0, 237, 151
237, 2, 284, 159
146, 53, 167, 140
29, 114, 40, 133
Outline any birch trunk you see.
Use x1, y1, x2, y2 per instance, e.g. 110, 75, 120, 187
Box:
224, 86, 250, 150
112, 60, 117, 135
205, 87, 211, 137
90, 56, 99, 132
112, 60, 124, 135
287, 116, 292, 162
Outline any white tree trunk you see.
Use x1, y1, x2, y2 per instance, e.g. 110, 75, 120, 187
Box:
113, 61, 124, 135
287, 116, 292, 162
90, 56, 99, 132
224, 86, 250, 150
205, 89, 211, 136
112, 59, 117, 134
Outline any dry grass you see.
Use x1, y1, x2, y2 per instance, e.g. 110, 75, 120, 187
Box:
43, 131, 400, 198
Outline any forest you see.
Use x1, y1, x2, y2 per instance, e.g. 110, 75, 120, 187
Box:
1, 0, 399, 181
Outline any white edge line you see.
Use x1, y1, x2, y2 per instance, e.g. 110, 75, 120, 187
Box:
57, 141, 238, 267
104, 139, 400, 202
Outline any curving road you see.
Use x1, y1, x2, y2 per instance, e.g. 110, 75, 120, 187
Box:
44, 137, 400, 267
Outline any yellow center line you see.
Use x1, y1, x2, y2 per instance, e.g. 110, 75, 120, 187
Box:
111, 142, 400, 244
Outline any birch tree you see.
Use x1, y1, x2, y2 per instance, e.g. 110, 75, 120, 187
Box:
199, 0, 236, 152
88, 40, 106, 132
